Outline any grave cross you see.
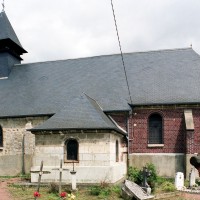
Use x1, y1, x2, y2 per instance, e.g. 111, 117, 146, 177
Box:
70, 161, 77, 191
52, 159, 69, 194
31, 161, 51, 200
142, 167, 151, 188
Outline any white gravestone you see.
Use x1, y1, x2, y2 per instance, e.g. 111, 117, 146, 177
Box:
189, 168, 196, 187
175, 172, 184, 190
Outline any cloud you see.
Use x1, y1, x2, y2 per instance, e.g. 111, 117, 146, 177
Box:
4, 0, 200, 63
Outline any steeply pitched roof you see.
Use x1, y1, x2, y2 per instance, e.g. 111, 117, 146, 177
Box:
126, 48, 200, 105
0, 47, 200, 131
30, 94, 127, 135
0, 11, 22, 48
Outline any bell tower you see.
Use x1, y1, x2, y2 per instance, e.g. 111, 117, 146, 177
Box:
0, 11, 27, 78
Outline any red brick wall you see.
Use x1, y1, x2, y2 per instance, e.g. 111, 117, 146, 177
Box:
109, 108, 200, 154
109, 113, 128, 132
129, 108, 200, 154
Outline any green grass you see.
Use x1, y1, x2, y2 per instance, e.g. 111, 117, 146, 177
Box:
8, 183, 123, 200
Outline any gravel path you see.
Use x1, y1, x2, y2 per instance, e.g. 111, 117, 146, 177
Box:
181, 192, 200, 200
0, 179, 13, 200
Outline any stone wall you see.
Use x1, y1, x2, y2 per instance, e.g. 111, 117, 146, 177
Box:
0, 116, 49, 175
129, 153, 185, 177
31, 131, 127, 183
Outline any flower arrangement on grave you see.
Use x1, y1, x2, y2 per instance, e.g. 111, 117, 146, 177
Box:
59, 192, 76, 199
60, 191, 67, 199
68, 193, 76, 200
33, 191, 41, 198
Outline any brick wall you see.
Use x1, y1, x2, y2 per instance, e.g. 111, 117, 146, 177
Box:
110, 108, 200, 154
109, 113, 128, 132
129, 107, 200, 154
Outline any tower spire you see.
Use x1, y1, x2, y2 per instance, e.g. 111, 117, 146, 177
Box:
0, 10, 27, 78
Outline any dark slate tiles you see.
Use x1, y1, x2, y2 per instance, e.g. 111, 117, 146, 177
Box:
0, 48, 200, 131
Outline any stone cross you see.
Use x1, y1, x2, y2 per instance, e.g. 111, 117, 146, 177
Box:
31, 161, 51, 200
52, 159, 69, 194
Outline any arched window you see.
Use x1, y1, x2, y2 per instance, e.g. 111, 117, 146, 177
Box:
116, 140, 119, 162
148, 114, 163, 144
0, 126, 3, 147
65, 139, 78, 161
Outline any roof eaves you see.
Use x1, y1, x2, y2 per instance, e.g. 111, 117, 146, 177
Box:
130, 102, 200, 107
28, 127, 127, 135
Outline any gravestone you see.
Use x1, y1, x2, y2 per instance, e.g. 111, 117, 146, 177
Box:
121, 180, 154, 200
175, 172, 184, 190
189, 167, 196, 187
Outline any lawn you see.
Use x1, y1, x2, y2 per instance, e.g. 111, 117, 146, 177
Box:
3, 175, 200, 200
9, 183, 124, 200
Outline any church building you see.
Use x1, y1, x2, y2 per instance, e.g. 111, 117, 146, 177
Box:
0, 10, 199, 183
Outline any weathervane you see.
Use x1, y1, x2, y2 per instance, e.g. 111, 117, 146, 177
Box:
2, 0, 5, 12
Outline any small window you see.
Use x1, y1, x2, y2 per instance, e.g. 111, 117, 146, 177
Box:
148, 114, 163, 144
65, 139, 78, 161
116, 140, 119, 162
0, 126, 3, 147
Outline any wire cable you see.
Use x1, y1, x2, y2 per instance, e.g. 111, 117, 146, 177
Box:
110, 0, 132, 104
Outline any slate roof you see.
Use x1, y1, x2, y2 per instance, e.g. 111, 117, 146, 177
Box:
30, 94, 127, 134
0, 11, 23, 48
1, 47, 200, 131
1, 12, 200, 132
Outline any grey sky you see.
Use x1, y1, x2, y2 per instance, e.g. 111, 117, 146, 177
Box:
4, 0, 200, 63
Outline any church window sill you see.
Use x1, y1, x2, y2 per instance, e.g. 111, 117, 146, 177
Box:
147, 144, 164, 148
0, 147, 3, 150
64, 160, 79, 163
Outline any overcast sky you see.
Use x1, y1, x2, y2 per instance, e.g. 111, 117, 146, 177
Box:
4, 0, 200, 63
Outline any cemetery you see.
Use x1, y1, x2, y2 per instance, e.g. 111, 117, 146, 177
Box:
1, 0, 200, 199
1, 159, 200, 199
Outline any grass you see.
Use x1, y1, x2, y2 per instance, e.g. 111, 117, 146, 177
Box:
8, 183, 123, 200
2, 175, 198, 200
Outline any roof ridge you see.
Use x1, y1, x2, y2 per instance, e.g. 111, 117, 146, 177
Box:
16, 47, 193, 67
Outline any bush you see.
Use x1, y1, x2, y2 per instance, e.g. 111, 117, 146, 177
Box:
128, 166, 143, 184
89, 185, 111, 197
146, 163, 157, 183
48, 182, 59, 194
156, 176, 167, 185
89, 186, 101, 196
128, 163, 158, 191
111, 185, 121, 195
161, 181, 176, 192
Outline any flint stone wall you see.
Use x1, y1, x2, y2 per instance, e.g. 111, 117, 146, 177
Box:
0, 116, 49, 175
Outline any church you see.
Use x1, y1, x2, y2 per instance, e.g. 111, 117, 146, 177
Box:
0, 10, 199, 183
